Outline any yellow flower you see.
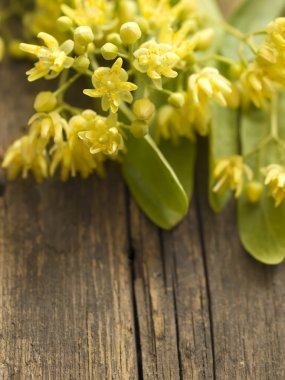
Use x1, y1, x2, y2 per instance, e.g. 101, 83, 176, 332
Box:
50, 110, 106, 181
213, 156, 253, 198
266, 18, 285, 50
156, 104, 195, 143
138, 0, 195, 31
29, 112, 67, 144
256, 43, 285, 89
78, 113, 124, 155
240, 63, 276, 108
23, 0, 63, 38
188, 68, 233, 107
83, 58, 137, 113
20, 33, 74, 81
159, 23, 213, 64
50, 140, 104, 181
187, 68, 236, 135
262, 164, 285, 206
138, 0, 174, 29
133, 40, 179, 87
2, 136, 48, 182
61, 0, 115, 40
62, 0, 105, 25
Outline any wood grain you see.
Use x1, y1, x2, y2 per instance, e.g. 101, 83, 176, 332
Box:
195, 134, 285, 380
0, 60, 138, 379
130, 198, 213, 379
199, 199, 285, 380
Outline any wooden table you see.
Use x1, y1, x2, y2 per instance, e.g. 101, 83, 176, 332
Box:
1, 4, 285, 378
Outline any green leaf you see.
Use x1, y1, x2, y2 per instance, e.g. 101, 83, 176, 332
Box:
122, 134, 189, 229
159, 138, 196, 200
238, 196, 285, 264
223, 0, 285, 59
238, 95, 285, 264
209, 106, 239, 212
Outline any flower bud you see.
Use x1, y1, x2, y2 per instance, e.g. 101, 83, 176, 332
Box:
73, 55, 90, 71
107, 33, 122, 46
119, 0, 137, 23
168, 93, 185, 108
34, 92, 57, 112
87, 43, 96, 54
245, 181, 263, 203
195, 28, 214, 51
229, 63, 243, 80
130, 120, 149, 138
82, 109, 97, 120
120, 22, 141, 45
135, 17, 150, 34
101, 43, 118, 60
57, 16, 73, 32
133, 99, 155, 120
74, 26, 94, 47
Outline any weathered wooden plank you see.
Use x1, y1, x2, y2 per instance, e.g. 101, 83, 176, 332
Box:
0, 60, 138, 379
196, 137, 285, 380
161, 212, 214, 380
199, 199, 285, 379
130, 197, 213, 380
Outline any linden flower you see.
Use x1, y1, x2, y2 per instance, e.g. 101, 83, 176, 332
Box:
78, 113, 124, 155
2, 136, 48, 182
138, 0, 173, 29
157, 103, 195, 143
20, 32, 74, 81
61, 0, 115, 40
188, 68, 233, 108
138, 0, 195, 30
160, 24, 214, 64
24, 0, 63, 37
240, 63, 276, 108
133, 41, 179, 87
187, 68, 236, 135
50, 110, 106, 181
266, 18, 285, 50
29, 112, 67, 144
62, 0, 105, 25
83, 58, 137, 113
50, 140, 104, 181
213, 156, 253, 198
257, 42, 285, 87
262, 164, 285, 206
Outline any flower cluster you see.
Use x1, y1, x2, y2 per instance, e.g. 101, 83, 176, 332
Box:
237, 18, 285, 108
262, 164, 285, 206
2, 0, 285, 212
213, 156, 253, 198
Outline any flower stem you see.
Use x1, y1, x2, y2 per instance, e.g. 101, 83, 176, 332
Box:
270, 94, 278, 139
54, 73, 81, 97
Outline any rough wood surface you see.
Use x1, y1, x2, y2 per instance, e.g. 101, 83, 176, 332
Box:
0, 61, 138, 379
130, 199, 213, 379
199, 200, 285, 380
1, 1, 285, 377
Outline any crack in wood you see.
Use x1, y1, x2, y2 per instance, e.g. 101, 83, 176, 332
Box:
195, 190, 217, 380
125, 187, 144, 380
